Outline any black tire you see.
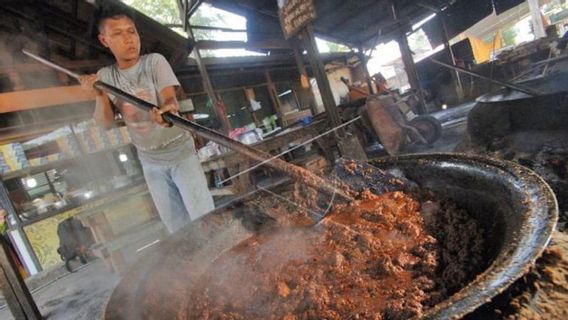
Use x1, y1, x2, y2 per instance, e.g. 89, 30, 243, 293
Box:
409, 116, 442, 144
65, 258, 76, 273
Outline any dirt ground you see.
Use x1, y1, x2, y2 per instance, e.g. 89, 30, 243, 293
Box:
512, 232, 568, 319
465, 231, 568, 319
0, 260, 119, 320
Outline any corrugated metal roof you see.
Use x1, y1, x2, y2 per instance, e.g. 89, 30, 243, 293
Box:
208, 0, 441, 49
207, 0, 527, 49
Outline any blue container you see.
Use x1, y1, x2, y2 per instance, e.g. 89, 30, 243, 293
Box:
300, 116, 313, 126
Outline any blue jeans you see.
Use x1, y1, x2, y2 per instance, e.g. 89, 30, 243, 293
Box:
140, 152, 214, 233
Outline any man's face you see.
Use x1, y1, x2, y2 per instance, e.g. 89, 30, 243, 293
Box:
98, 16, 140, 62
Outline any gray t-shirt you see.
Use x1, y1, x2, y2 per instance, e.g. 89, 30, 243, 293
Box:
97, 53, 195, 164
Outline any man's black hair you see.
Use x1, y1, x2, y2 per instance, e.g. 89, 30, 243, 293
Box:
94, 4, 136, 33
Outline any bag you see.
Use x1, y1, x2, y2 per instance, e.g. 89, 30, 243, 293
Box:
56, 217, 95, 272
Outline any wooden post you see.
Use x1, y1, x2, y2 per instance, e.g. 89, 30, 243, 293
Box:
264, 71, 285, 126
186, 26, 232, 134
0, 179, 41, 275
440, 13, 464, 102
0, 237, 42, 320
357, 46, 376, 95
243, 88, 260, 126
291, 39, 317, 114
528, 0, 546, 39
397, 33, 427, 114
301, 26, 343, 129
301, 26, 367, 160
291, 39, 309, 82
389, 0, 427, 114
87, 214, 125, 273
0, 269, 26, 319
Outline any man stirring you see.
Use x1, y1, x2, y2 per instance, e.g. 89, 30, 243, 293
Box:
79, 5, 214, 233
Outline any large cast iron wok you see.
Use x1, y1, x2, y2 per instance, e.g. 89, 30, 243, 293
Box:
464, 75, 568, 150
104, 154, 557, 319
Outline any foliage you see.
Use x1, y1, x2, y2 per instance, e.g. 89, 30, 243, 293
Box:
123, 0, 181, 24
325, 41, 349, 52
122, 0, 228, 39
502, 28, 517, 47
408, 30, 432, 55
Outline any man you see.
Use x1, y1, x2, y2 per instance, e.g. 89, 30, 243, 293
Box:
79, 5, 214, 233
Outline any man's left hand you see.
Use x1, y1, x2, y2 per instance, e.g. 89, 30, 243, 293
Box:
150, 104, 178, 127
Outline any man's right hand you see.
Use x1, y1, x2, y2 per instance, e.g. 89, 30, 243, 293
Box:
79, 74, 103, 96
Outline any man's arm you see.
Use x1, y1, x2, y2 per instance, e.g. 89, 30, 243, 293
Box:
149, 53, 183, 127
159, 86, 179, 111
150, 85, 179, 127
79, 74, 114, 129
94, 93, 115, 129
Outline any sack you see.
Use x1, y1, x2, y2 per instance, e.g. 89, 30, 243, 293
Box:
56, 217, 94, 272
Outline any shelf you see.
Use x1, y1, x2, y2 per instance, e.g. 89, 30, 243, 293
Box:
1, 143, 133, 180
13, 180, 147, 228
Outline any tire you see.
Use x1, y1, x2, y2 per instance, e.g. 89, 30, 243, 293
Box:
409, 116, 442, 144
65, 258, 76, 273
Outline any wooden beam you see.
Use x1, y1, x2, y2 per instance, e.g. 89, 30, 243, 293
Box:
265, 70, 284, 125
357, 46, 375, 95
192, 25, 247, 32
196, 40, 291, 50
291, 39, 317, 113
0, 3, 109, 56
301, 26, 342, 128
0, 59, 112, 77
187, 26, 232, 133
389, 0, 426, 114
397, 33, 427, 114
0, 238, 42, 320
0, 86, 95, 113
0, 115, 89, 144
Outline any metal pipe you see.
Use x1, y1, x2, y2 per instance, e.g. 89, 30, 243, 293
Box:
22, 50, 81, 79
439, 13, 464, 101
22, 50, 353, 202
428, 58, 543, 96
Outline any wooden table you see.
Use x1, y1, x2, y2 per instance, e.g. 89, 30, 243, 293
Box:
75, 184, 163, 273
201, 121, 334, 196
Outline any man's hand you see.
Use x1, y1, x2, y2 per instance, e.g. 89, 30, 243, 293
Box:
150, 104, 178, 127
79, 74, 103, 96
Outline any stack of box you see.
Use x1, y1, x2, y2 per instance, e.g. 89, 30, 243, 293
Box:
118, 126, 131, 144
55, 134, 81, 158
105, 128, 121, 146
0, 143, 29, 174
76, 130, 96, 154
28, 158, 43, 167
77, 126, 131, 153
89, 127, 112, 151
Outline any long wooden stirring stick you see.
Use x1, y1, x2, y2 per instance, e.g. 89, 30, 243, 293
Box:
22, 50, 354, 202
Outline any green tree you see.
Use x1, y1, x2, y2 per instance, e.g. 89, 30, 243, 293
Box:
408, 30, 431, 55
123, 0, 228, 39
325, 41, 349, 52
123, 0, 181, 25
502, 28, 518, 47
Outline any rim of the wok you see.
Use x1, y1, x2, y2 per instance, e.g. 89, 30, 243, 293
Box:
370, 153, 558, 319
475, 76, 568, 103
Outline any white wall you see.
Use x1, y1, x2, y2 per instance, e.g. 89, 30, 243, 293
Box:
311, 66, 352, 114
